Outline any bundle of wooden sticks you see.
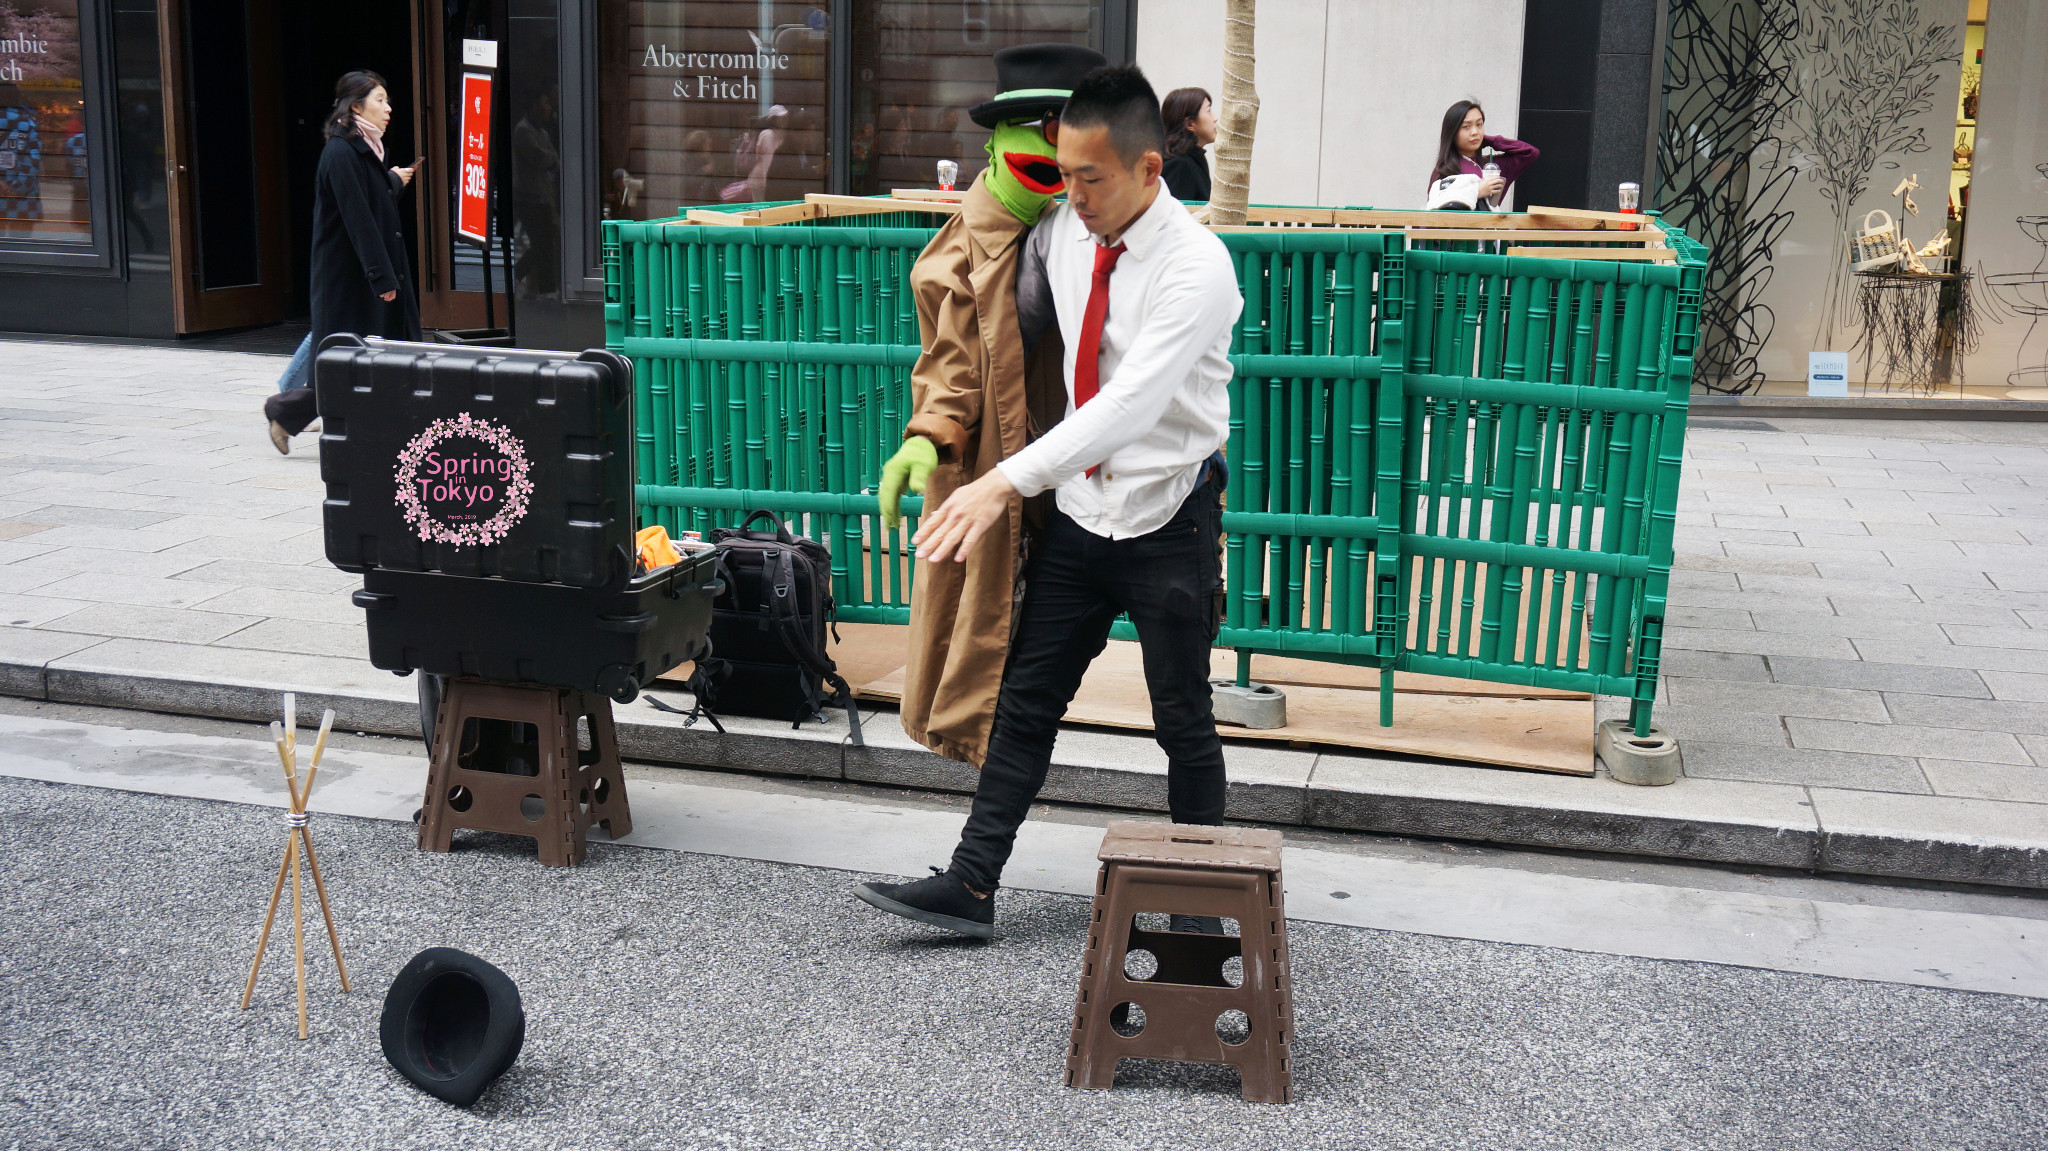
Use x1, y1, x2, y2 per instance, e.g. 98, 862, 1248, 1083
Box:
239, 694, 351, 1039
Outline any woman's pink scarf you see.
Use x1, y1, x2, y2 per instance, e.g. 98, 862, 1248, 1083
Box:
353, 114, 386, 162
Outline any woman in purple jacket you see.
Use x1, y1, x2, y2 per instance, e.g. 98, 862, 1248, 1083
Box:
1428, 100, 1538, 210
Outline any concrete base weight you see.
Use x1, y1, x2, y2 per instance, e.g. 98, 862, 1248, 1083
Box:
1210, 679, 1287, 729
1598, 718, 1683, 786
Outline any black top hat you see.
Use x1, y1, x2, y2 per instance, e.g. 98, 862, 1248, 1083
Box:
380, 948, 526, 1107
969, 43, 1109, 129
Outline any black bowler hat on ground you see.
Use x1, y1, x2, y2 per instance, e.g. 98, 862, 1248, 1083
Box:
380, 948, 525, 1107
968, 43, 1110, 129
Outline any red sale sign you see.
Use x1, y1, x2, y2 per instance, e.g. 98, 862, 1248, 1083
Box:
456, 72, 493, 244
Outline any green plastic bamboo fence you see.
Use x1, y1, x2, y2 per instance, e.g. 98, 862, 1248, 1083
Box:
603, 203, 1703, 734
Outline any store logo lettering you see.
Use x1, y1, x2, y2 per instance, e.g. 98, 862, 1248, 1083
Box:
639, 43, 792, 101
0, 33, 49, 82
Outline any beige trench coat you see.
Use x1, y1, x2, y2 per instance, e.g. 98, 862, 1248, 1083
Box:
899, 175, 1065, 766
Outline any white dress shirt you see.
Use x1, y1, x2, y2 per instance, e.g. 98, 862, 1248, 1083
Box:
996, 187, 1242, 539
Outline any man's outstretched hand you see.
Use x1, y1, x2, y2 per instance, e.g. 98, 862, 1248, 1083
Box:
914, 466, 1016, 564
878, 436, 938, 529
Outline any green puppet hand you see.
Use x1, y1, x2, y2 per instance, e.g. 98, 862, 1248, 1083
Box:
879, 436, 939, 529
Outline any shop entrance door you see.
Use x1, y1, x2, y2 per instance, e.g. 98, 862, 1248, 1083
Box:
157, 0, 293, 334
416, 0, 507, 332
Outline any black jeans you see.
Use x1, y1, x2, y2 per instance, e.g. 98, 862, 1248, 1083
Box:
949, 472, 1227, 892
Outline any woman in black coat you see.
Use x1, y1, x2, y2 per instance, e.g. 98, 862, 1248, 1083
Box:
1159, 86, 1217, 204
266, 70, 419, 453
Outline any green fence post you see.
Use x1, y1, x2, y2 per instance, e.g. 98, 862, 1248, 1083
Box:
1374, 238, 1408, 727
648, 235, 675, 524
1632, 255, 1702, 734
1225, 248, 1252, 637
627, 224, 658, 532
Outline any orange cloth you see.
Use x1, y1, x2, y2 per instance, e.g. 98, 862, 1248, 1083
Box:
636, 525, 683, 571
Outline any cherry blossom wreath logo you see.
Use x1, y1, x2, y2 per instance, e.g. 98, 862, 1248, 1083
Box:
392, 413, 535, 546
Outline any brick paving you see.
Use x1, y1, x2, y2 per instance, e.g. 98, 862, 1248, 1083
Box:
2, 338, 2046, 849
1667, 416, 2048, 800
0, 342, 336, 653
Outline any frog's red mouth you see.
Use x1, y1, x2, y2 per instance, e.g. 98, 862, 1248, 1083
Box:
1004, 152, 1064, 194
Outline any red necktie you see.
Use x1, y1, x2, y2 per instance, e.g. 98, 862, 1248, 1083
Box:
1074, 242, 1125, 477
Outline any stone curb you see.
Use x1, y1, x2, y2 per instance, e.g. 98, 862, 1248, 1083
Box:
1692, 395, 2048, 422
6, 632, 2048, 890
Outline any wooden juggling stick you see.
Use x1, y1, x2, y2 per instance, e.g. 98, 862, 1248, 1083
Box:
240, 700, 348, 1039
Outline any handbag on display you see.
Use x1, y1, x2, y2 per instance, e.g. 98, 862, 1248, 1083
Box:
1850, 210, 1905, 272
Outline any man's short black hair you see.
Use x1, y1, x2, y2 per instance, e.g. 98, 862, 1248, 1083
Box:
1060, 64, 1166, 166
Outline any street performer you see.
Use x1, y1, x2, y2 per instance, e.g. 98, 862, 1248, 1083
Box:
859, 64, 1244, 939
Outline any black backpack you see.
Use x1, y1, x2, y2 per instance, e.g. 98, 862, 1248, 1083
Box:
675, 511, 863, 744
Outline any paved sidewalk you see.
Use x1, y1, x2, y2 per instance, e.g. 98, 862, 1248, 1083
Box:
3, 339, 2048, 884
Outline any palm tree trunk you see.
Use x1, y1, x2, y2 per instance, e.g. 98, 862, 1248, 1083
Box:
1207, 0, 1259, 225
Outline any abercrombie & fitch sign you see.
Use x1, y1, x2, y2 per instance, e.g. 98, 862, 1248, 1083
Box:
639, 43, 791, 100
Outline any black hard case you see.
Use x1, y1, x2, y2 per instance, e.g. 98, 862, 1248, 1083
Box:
319, 336, 717, 702
316, 336, 635, 588
352, 552, 718, 703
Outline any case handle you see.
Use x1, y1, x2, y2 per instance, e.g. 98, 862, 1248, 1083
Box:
576, 348, 637, 408
595, 610, 657, 634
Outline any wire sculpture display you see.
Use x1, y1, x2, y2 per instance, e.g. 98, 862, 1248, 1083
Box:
1851, 269, 1979, 393
1655, 0, 1803, 394
1984, 189, 2048, 387
1659, 0, 1970, 392
1766, 0, 1960, 352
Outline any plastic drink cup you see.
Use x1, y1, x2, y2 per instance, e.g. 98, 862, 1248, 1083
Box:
936, 160, 958, 192
1619, 182, 1641, 231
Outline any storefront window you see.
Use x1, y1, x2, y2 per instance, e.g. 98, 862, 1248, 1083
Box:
0, 0, 90, 245
596, 1, 1102, 220
599, 1, 832, 220
848, 1, 1095, 195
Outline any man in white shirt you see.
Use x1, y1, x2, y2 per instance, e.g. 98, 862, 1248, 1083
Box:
857, 65, 1243, 939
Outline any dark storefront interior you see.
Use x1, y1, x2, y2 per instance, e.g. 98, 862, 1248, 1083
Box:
0, 0, 1133, 348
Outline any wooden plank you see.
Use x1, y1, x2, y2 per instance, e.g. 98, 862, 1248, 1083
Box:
855, 654, 1594, 773
675, 623, 1598, 771
1505, 246, 1676, 261
1329, 208, 1606, 230
1206, 209, 1655, 236
1246, 205, 1336, 225
681, 208, 757, 226
826, 623, 914, 691
805, 192, 962, 217
890, 188, 966, 202
752, 201, 821, 225
1402, 228, 1658, 243
666, 623, 1589, 704
1235, 652, 1588, 699
1525, 205, 1651, 225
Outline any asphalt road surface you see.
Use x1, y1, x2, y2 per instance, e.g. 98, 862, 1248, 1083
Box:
1, 705, 2045, 1150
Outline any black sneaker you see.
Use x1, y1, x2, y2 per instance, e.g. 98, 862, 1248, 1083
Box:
1170, 914, 1226, 935
855, 867, 995, 940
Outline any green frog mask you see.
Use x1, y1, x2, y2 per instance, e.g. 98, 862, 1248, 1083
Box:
983, 119, 1062, 224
